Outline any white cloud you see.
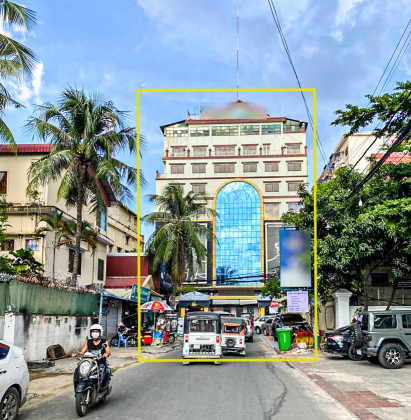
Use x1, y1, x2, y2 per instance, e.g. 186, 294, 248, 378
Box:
336, 0, 365, 26
15, 62, 44, 105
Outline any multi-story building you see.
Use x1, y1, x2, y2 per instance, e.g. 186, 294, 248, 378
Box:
0, 144, 139, 287
318, 132, 393, 182
155, 100, 308, 316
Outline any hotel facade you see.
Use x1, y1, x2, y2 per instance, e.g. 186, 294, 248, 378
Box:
155, 101, 308, 316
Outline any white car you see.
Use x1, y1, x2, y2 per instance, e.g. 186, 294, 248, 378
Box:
0, 340, 29, 420
254, 316, 276, 334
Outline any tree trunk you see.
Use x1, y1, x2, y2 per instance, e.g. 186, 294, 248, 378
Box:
52, 244, 56, 281
386, 279, 398, 310
361, 272, 369, 311
72, 163, 86, 284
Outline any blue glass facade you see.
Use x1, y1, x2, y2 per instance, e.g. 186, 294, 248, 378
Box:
215, 181, 262, 286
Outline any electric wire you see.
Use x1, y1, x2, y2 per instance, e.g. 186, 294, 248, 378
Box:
266, 0, 328, 165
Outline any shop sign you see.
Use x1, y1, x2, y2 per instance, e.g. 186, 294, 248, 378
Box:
131, 284, 151, 304
160, 274, 174, 292
287, 291, 309, 313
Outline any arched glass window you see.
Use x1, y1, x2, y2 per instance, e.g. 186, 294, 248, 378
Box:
215, 181, 262, 286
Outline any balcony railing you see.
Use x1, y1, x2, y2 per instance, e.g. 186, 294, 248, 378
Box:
166, 146, 306, 158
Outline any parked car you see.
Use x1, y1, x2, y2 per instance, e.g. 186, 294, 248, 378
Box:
254, 316, 276, 334
272, 313, 309, 341
262, 318, 275, 336
245, 319, 253, 342
353, 310, 411, 369
240, 313, 253, 325
0, 340, 29, 420
324, 325, 366, 361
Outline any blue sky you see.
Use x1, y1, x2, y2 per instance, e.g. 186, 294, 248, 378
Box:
2, 0, 411, 240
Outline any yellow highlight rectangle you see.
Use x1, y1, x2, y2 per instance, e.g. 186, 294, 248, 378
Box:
137, 88, 317, 363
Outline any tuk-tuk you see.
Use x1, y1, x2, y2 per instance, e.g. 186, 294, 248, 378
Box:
221, 316, 247, 356
182, 312, 222, 365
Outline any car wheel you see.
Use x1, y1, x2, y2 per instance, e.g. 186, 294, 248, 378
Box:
350, 324, 363, 348
255, 327, 261, 334
348, 345, 366, 361
1, 387, 20, 420
378, 343, 405, 369
367, 356, 379, 364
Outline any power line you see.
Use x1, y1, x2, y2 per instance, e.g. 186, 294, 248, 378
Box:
321, 90, 411, 203
370, 18, 411, 100
266, 0, 328, 165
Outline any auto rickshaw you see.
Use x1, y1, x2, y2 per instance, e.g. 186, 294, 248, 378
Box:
182, 312, 222, 365
221, 316, 247, 356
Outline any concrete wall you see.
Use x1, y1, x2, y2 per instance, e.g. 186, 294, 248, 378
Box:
2, 312, 93, 360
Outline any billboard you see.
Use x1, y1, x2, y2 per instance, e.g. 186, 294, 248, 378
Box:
280, 230, 311, 288
287, 291, 309, 313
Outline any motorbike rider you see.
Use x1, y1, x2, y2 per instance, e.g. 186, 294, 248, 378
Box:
72, 324, 111, 388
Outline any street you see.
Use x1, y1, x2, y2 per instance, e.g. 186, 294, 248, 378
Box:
20, 336, 354, 420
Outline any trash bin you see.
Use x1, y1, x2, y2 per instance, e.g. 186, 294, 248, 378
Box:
276, 327, 292, 351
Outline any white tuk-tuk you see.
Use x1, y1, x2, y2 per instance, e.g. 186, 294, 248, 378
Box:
182, 312, 222, 365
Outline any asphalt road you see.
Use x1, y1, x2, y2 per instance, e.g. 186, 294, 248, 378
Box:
20, 336, 354, 420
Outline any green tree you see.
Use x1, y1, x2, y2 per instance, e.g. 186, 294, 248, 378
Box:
261, 277, 284, 299
332, 80, 411, 152
143, 185, 215, 298
26, 87, 140, 283
283, 164, 411, 310
34, 210, 73, 280
0, 1, 37, 144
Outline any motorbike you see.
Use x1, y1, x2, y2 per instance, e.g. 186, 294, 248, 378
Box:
109, 325, 138, 347
73, 346, 112, 417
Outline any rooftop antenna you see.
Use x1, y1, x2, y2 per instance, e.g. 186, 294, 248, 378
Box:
236, 0, 240, 100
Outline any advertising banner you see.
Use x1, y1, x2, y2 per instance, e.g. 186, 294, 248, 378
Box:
287, 291, 309, 313
279, 230, 311, 288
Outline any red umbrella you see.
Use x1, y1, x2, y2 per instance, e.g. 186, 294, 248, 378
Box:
141, 301, 173, 312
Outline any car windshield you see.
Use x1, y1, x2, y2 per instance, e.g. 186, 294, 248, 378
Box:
282, 314, 304, 322
189, 319, 217, 333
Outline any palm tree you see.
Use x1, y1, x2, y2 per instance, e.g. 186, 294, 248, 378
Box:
0, 1, 37, 144
143, 185, 215, 298
26, 87, 142, 283
34, 210, 73, 281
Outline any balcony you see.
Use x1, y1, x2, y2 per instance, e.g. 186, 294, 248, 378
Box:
165, 146, 306, 158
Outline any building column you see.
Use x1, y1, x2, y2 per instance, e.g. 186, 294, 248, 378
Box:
332, 289, 352, 329
3, 312, 16, 344
260, 307, 265, 317
203, 307, 209, 312
180, 307, 185, 318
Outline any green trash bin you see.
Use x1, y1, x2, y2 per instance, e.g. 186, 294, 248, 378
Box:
276, 327, 292, 351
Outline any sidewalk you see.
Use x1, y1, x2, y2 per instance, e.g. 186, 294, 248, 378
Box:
261, 334, 411, 420
26, 343, 181, 405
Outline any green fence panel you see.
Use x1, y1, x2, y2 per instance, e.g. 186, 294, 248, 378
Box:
0, 283, 7, 316
6, 280, 98, 316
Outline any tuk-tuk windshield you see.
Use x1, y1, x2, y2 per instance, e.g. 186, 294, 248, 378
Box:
189, 319, 217, 333
223, 323, 244, 333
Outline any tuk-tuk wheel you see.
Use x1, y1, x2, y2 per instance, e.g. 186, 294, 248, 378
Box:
183, 361, 190, 365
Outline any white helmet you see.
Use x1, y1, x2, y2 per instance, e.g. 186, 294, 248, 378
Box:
90, 324, 103, 338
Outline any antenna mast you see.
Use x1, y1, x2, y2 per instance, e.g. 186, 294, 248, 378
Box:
236, 0, 240, 100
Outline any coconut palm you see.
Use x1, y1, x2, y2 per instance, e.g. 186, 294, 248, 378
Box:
34, 210, 73, 280
26, 87, 143, 283
0, 1, 37, 144
143, 185, 215, 296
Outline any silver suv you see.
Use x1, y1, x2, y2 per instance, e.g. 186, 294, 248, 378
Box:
353, 310, 411, 369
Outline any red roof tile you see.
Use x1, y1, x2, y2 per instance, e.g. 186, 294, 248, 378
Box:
105, 277, 146, 289
0, 144, 53, 154
373, 153, 411, 164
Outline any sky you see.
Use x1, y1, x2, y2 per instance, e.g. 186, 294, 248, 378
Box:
2, 0, 411, 240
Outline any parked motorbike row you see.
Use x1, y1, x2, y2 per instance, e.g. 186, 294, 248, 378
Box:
109, 325, 176, 347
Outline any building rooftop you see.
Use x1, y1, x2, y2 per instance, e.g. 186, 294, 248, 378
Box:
0, 144, 53, 154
